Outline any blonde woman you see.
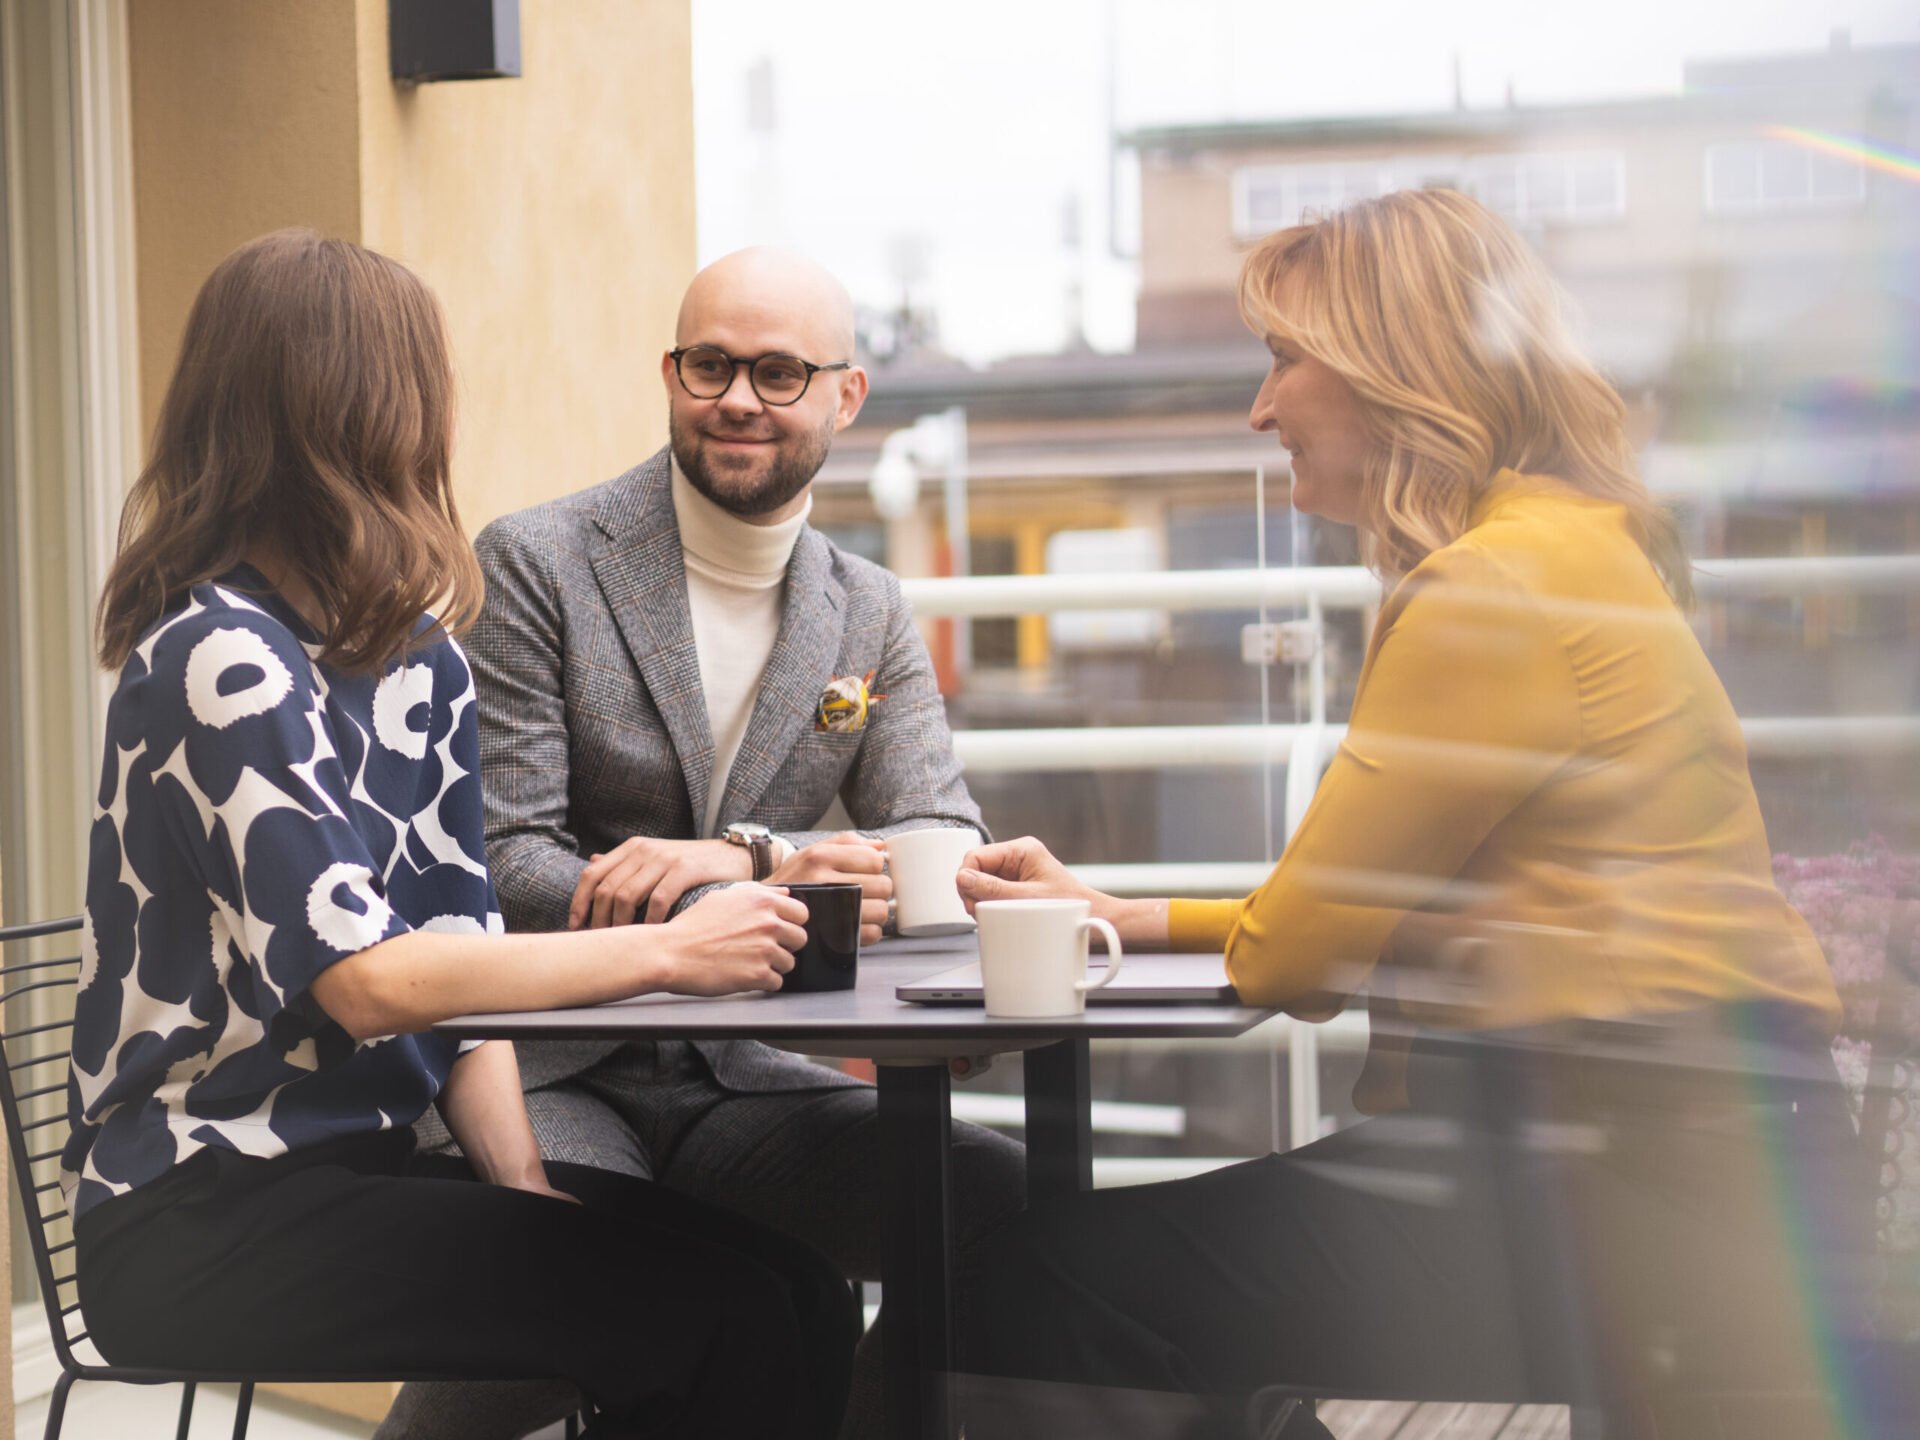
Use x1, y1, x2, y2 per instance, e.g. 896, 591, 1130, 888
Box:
955, 191, 1861, 1435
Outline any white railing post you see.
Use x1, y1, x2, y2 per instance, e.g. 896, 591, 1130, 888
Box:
940, 407, 971, 679
1281, 594, 1330, 1149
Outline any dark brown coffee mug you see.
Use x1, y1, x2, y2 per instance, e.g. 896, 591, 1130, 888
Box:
780, 882, 862, 993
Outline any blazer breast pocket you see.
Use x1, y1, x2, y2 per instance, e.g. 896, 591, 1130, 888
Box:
774, 726, 865, 819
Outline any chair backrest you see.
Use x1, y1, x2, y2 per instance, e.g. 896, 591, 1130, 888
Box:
0, 915, 91, 1371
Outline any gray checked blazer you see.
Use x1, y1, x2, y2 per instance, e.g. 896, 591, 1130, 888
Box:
468, 446, 986, 1092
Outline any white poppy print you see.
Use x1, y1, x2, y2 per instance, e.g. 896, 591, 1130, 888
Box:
307, 862, 396, 954
184, 626, 295, 729
372, 663, 435, 759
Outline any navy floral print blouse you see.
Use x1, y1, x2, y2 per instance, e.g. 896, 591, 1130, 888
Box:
62, 570, 495, 1219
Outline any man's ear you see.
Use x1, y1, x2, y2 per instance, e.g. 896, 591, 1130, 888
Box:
833, 366, 870, 433
660, 349, 679, 397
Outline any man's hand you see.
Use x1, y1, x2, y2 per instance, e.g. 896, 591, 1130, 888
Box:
768, 832, 892, 945
658, 884, 808, 996
568, 837, 751, 930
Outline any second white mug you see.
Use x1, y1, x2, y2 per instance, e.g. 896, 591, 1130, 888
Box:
885, 827, 981, 937
975, 898, 1124, 1018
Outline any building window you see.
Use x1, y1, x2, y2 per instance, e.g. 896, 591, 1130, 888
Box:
1233, 150, 1623, 237
1463, 150, 1626, 224
1233, 162, 1395, 237
1704, 139, 1866, 215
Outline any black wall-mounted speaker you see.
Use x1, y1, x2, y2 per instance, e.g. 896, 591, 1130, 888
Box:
390, 0, 521, 83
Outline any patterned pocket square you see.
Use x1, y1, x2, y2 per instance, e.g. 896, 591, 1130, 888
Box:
816, 670, 887, 733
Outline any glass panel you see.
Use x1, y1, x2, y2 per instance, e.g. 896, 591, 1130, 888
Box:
1473, 157, 1521, 219
1240, 172, 1288, 233
1519, 154, 1570, 219
1707, 142, 1761, 209
1809, 151, 1865, 203
1571, 154, 1621, 216
1760, 138, 1811, 203
1292, 172, 1336, 223
739, 14, 1919, 1209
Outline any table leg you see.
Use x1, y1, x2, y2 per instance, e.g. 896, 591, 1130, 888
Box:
1024, 1037, 1092, 1206
876, 1060, 953, 1440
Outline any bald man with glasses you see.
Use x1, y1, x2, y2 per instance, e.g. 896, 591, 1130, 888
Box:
385, 250, 1024, 1440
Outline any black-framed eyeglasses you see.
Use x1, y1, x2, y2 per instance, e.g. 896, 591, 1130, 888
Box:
670, 345, 851, 406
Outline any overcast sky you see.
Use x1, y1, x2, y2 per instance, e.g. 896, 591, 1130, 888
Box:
690, 0, 1919, 364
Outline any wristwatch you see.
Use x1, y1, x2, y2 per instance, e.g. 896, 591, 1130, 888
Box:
723, 822, 776, 881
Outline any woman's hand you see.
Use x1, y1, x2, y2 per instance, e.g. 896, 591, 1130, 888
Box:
437, 1042, 582, 1204
956, 836, 1102, 908
956, 836, 1169, 946
657, 884, 808, 996
492, 1168, 583, 1206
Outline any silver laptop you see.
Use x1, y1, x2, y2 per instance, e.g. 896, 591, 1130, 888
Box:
896, 954, 1236, 1005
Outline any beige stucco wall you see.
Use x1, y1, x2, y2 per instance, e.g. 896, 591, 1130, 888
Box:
130, 0, 695, 534
355, 0, 695, 528
128, 1, 365, 443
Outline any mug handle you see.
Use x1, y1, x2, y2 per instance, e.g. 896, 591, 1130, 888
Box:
1075, 918, 1124, 992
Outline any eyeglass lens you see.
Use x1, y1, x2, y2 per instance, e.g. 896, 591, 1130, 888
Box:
679, 347, 813, 404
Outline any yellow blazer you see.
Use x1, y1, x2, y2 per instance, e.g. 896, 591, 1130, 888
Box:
1169, 472, 1840, 1039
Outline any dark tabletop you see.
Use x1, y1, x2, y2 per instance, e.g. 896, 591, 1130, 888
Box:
433, 935, 1274, 1046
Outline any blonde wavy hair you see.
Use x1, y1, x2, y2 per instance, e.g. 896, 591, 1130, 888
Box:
1238, 188, 1690, 606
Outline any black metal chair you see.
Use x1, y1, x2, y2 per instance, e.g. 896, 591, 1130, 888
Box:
1, 914, 585, 1440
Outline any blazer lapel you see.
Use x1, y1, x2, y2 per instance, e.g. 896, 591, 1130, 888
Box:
589, 451, 717, 830
716, 526, 846, 823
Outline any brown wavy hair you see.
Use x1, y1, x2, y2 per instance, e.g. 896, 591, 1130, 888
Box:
1238, 189, 1691, 606
97, 228, 483, 673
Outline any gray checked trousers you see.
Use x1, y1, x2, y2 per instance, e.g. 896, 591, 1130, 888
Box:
380, 1040, 1027, 1440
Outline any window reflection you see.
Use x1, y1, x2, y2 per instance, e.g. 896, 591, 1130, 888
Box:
801, 27, 1917, 1188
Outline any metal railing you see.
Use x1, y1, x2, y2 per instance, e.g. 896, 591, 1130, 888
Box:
901, 552, 1920, 617
901, 550, 1920, 1146
907, 549, 1920, 811
946, 714, 1920, 778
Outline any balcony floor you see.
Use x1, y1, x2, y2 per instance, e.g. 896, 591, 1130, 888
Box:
11, 1383, 583, 1440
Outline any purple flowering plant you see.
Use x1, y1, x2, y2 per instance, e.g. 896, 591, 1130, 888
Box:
1774, 836, 1920, 1339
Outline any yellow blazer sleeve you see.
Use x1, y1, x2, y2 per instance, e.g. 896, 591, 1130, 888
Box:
1167, 897, 1245, 951
1220, 542, 1582, 1009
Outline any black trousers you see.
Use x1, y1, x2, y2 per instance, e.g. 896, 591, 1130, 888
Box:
958, 1013, 1868, 1439
75, 1130, 859, 1439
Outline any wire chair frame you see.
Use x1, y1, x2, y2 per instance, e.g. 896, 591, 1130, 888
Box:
0, 915, 584, 1440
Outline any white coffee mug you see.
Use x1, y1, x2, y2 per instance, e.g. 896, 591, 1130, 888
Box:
885, 827, 981, 937
975, 899, 1124, 1018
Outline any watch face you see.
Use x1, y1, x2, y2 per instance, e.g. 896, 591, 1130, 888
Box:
728, 823, 772, 843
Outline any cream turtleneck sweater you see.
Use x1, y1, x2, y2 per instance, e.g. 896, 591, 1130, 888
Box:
670, 458, 810, 845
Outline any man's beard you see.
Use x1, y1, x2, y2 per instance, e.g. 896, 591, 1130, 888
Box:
670, 409, 835, 519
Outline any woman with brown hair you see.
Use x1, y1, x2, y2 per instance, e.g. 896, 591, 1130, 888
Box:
953, 190, 1864, 1435
65, 229, 855, 1439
